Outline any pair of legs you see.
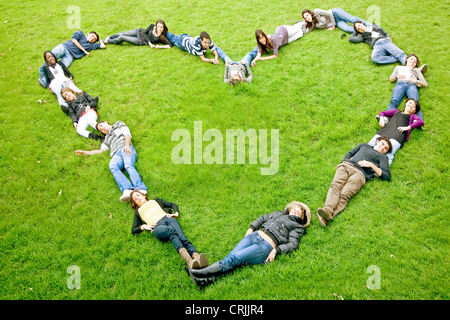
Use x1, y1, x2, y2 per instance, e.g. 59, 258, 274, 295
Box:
49, 79, 81, 112
368, 134, 401, 166
165, 32, 190, 51
371, 38, 407, 65
76, 109, 98, 139
332, 8, 369, 33
153, 216, 198, 255
218, 231, 273, 273
388, 82, 424, 121
216, 46, 258, 65
39, 44, 75, 88
106, 28, 143, 45
323, 162, 367, 218
109, 145, 147, 194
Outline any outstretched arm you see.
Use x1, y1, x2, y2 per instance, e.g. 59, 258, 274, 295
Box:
75, 149, 104, 156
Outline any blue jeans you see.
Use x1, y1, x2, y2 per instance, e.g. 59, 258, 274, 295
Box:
109, 145, 147, 193
165, 32, 189, 51
153, 216, 198, 255
107, 28, 143, 45
388, 81, 423, 121
332, 8, 369, 33
216, 46, 258, 65
371, 38, 407, 65
219, 232, 273, 273
39, 44, 74, 88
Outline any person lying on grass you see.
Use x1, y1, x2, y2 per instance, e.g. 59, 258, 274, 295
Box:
349, 21, 409, 65
370, 98, 424, 166
165, 30, 220, 64
61, 87, 102, 141
215, 46, 257, 85
42, 51, 82, 113
104, 19, 172, 49
75, 121, 147, 202
251, 22, 306, 66
317, 136, 391, 228
387, 54, 428, 121
185, 201, 311, 288
38, 31, 105, 88
130, 190, 209, 270
301, 8, 369, 33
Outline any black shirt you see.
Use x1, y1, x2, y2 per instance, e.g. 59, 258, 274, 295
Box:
377, 112, 410, 146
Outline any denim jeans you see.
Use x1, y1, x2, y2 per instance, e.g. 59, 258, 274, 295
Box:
165, 32, 189, 51
219, 232, 273, 273
109, 145, 147, 193
107, 28, 143, 45
216, 46, 258, 65
371, 38, 407, 65
368, 134, 402, 166
332, 8, 369, 33
153, 216, 198, 255
388, 81, 423, 121
39, 44, 74, 88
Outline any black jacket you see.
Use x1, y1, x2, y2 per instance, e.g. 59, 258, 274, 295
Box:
250, 211, 306, 254
67, 92, 98, 123
131, 198, 179, 234
43, 61, 73, 84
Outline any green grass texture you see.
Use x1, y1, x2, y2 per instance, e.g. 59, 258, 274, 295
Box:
0, 0, 448, 300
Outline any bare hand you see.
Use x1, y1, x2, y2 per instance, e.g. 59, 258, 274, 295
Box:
211, 58, 219, 65
358, 160, 372, 168
167, 212, 179, 219
397, 126, 410, 132
265, 249, 277, 263
73, 122, 78, 128
122, 145, 132, 155
245, 228, 254, 237
327, 26, 335, 30
75, 150, 85, 155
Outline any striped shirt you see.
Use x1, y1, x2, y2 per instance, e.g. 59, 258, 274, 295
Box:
100, 121, 132, 156
182, 36, 217, 56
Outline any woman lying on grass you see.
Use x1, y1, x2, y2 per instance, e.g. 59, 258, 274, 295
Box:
130, 191, 209, 269
301, 8, 369, 33
370, 98, 424, 165
251, 22, 306, 66
387, 54, 428, 121
185, 201, 311, 287
104, 19, 172, 49
42, 51, 82, 113
61, 87, 103, 141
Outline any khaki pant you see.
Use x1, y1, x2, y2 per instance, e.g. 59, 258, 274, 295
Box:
324, 162, 367, 218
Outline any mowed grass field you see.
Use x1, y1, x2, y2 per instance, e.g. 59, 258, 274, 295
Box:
0, 0, 448, 300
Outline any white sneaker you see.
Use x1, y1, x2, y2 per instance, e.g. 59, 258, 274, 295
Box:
119, 189, 133, 202
137, 189, 148, 195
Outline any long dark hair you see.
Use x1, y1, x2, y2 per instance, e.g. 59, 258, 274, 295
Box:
302, 9, 317, 31
43, 50, 56, 64
156, 19, 169, 43
255, 29, 272, 53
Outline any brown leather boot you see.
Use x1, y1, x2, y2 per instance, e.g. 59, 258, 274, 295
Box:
179, 248, 200, 269
192, 252, 209, 268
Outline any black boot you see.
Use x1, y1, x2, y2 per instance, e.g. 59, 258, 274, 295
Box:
185, 262, 225, 288
88, 132, 103, 141
188, 261, 223, 278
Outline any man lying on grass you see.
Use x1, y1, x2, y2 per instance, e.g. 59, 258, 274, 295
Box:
317, 136, 392, 228
75, 120, 148, 202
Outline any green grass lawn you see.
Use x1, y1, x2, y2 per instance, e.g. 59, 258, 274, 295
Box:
0, 0, 448, 300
